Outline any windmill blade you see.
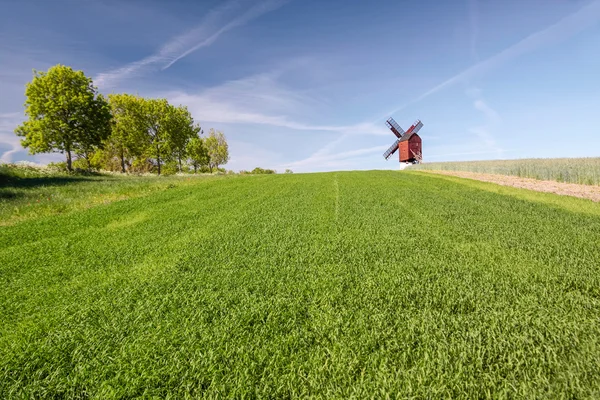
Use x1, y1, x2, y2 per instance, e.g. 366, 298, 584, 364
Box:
383, 139, 400, 160
411, 120, 424, 135
405, 120, 423, 136
385, 117, 405, 138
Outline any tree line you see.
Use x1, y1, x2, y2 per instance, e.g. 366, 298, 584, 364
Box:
14, 64, 229, 175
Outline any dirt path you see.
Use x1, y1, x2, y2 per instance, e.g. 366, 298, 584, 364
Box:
423, 170, 600, 202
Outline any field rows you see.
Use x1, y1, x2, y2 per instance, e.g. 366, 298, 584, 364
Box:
1, 171, 600, 398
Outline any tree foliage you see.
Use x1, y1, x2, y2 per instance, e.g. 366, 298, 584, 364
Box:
187, 136, 209, 173
205, 129, 230, 173
15, 64, 112, 171
106, 93, 146, 172
165, 105, 200, 172
14, 64, 230, 175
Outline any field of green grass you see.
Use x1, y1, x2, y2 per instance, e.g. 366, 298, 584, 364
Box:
2, 169, 600, 398
0, 163, 217, 226
409, 157, 600, 185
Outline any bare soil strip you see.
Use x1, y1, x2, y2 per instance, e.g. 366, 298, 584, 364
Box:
424, 170, 600, 202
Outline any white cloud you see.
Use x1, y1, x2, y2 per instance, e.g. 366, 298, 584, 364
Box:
465, 87, 504, 159
0, 112, 24, 163
163, 73, 388, 135
278, 144, 389, 172
96, 0, 288, 88
473, 99, 500, 123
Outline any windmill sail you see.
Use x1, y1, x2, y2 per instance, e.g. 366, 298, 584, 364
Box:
386, 117, 405, 138
383, 139, 400, 160
404, 120, 423, 136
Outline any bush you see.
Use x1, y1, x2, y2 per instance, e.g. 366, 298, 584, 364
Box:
47, 161, 68, 172
251, 167, 276, 174
161, 161, 179, 176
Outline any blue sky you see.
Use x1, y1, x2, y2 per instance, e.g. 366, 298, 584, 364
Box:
1, 0, 600, 172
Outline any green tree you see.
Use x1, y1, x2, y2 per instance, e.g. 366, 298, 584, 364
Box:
187, 136, 209, 173
137, 98, 172, 175
166, 105, 200, 172
107, 93, 147, 172
205, 128, 230, 173
15, 64, 112, 172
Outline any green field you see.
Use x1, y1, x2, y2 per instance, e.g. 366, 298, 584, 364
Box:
410, 157, 600, 185
2, 170, 600, 398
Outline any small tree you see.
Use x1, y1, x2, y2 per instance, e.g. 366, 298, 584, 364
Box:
187, 136, 209, 173
166, 105, 199, 172
138, 98, 171, 175
107, 93, 147, 173
15, 64, 112, 172
205, 128, 230, 173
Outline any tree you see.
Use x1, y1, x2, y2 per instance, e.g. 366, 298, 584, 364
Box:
166, 105, 200, 172
205, 128, 229, 173
15, 64, 111, 172
187, 136, 209, 173
138, 98, 172, 175
107, 93, 147, 172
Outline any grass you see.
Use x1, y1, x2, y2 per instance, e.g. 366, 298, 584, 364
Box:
0, 163, 217, 226
1, 169, 600, 398
409, 157, 600, 185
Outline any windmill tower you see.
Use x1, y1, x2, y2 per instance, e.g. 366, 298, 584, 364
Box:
382, 117, 424, 164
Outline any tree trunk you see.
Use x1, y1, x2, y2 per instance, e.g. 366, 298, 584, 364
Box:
156, 144, 161, 175
209, 164, 213, 173
66, 149, 73, 172
85, 151, 91, 171
178, 155, 182, 172
194, 164, 197, 173
120, 147, 126, 173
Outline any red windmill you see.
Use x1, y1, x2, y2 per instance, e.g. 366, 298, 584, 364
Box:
382, 117, 423, 163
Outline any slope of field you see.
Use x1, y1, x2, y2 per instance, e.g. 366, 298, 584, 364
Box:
409, 157, 600, 185
1, 171, 600, 398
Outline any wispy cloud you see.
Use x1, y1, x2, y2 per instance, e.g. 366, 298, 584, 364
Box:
468, 0, 480, 62
383, 0, 600, 118
279, 145, 388, 172
164, 72, 388, 135
0, 112, 24, 163
95, 0, 288, 88
466, 87, 504, 158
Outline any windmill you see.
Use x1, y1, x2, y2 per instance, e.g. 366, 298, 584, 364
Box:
382, 117, 424, 164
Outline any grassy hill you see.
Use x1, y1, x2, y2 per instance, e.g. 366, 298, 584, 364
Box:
2, 170, 600, 398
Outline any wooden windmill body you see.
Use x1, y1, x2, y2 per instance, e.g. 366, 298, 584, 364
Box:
383, 118, 423, 164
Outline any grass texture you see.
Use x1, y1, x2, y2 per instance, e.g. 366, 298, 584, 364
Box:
409, 157, 600, 185
0, 163, 214, 226
1, 170, 600, 398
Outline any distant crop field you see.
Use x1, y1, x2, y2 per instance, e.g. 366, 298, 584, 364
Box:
409, 157, 600, 185
2, 170, 600, 398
